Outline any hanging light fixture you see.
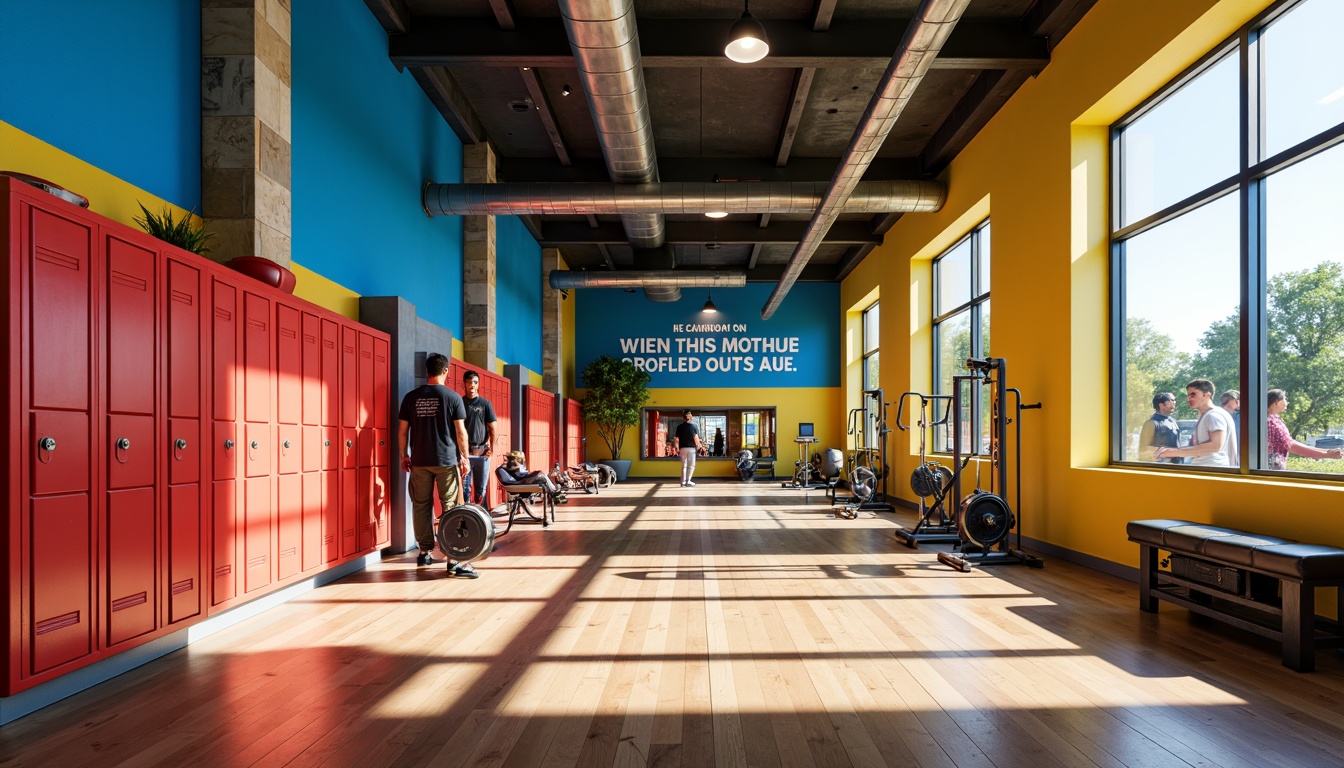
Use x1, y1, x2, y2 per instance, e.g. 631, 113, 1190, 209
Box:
702, 291, 718, 314
724, 0, 769, 64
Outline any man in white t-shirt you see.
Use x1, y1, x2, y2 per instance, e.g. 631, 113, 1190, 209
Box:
1155, 379, 1231, 466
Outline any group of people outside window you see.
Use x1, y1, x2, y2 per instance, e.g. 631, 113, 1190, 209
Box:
1140, 379, 1343, 468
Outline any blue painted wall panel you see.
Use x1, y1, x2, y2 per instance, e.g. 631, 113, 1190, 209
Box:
495, 216, 543, 372
292, 1, 465, 335
0, 1, 202, 209
574, 283, 840, 388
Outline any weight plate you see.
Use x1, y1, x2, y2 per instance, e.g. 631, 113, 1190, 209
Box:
436, 503, 495, 564
957, 491, 1013, 549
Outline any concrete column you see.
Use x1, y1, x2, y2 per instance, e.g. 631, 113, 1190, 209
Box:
541, 247, 565, 394
202, 0, 292, 267
463, 142, 497, 370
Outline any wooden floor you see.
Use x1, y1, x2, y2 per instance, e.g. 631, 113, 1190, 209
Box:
4, 481, 1344, 767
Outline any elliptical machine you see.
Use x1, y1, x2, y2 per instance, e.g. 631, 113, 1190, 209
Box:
937, 357, 1044, 571
892, 392, 962, 548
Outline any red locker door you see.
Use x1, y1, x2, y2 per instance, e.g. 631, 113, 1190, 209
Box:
340, 469, 357, 557
166, 259, 202, 625
26, 206, 96, 677
243, 292, 271, 425
374, 465, 390, 547
373, 337, 388, 429
302, 425, 322, 473
211, 281, 239, 606
321, 319, 339, 428
167, 483, 201, 624
340, 326, 357, 428
107, 488, 156, 645
276, 304, 301, 426
358, 332, 374, 429
243, 476, 271, 592
302, 471, 322, 571
323, 470, 339, 563
277, 424, 301, 475
104, 235, 157, 647
277, 474, 301, 580
357, 467, 375, 551
302, 313, 321, 426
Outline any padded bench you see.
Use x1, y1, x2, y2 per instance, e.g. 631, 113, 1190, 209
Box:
1128, 519, 1344, 671
498, 484, 555, 534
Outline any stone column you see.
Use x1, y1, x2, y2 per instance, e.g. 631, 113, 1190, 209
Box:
202, 0, 292, 267
542, 247, 565, 394
462, 142, 498, 371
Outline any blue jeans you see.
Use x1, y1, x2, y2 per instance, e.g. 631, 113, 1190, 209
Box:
464, 454, 491, 506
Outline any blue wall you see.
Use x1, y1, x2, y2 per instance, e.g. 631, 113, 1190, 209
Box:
574, 283, 841, 389
292, 2, 466, 335
0, 1, 202, 209
496, 216, 543, 371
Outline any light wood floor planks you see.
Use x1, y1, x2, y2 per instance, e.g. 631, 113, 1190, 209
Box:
3, 481, 1344, 767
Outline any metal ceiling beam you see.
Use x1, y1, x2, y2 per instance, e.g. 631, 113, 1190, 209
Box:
390, 18, 1048, 71
498, 157, 925, 183
518, 67, 571, 165
538, 220, 882, 246
774, 68, 815, 167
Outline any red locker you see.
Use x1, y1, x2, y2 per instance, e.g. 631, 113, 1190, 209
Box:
323, 470, 340, 563
276, 304, 301, 426
277, 474, 302, 580
106, 487, 156, 646
30, 208, 92, 412
105, 236, 156, 416
524, 386, 555, 475
167, 261, 201, 421
302, 472, 322, 572
212, 281, 238, 423
374, 465, 390, 547
165, 259, 202, 626
373, 337, 388, 429
302, 425, 322, 474
277, 424, 301, 475
243, 477, 271, 593
243, 293, 271, 425
169, 419, 200, 485
322, 427, 340, 471
302, 313, 321, 426
340, 327, 357, 428
211, 281, 239, 607
340, 469, 357, 557
358, 333, 374, 428
30, 494, 94, 674
321, 319, 339, 428
167, 484, 201, 624
357, 467, 376, 551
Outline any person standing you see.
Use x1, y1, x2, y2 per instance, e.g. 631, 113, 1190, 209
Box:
1220, 389, 1241, 468
461, 370, 497, 507
676, 410, 703, 487
397, 353, 476, 576
1137, 392, 1182, 463
1155, 379, 1231, 467
1267, 389, 1344, 469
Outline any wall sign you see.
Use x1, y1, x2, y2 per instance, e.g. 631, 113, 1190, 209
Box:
575, 282, 839, 388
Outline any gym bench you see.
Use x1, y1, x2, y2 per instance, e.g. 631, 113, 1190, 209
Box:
1129, 518, 1344, 671
499, 485, 555, 534
753, 460, 775, 480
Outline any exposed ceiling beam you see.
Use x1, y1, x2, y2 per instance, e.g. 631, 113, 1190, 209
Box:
363, 0, 409, 34
390, 19, 1049, 71
920, 69, 1032, 173
811, 0, 839, 31
538, 220, 881, 246
518, 67, 571, 166
744, 264, 837, 283
409, 67, 486, 145
597, 243, 615, 270
498, 157, 924, 184
1027, 0, 1099, 44
747, 243, 763, 270
488, 0, 517, 30
517, 214, 543, 244
834, 244, 874, 281
774, 68, 816, 167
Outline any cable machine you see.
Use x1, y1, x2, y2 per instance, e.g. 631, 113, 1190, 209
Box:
892, 392, 961, 547
936, 357, 1044, 571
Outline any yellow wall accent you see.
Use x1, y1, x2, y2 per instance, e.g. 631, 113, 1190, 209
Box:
290, 262, 361, 319
840, 0, 1335, 570
578, 387, 843, 478
1, 120, 195, 231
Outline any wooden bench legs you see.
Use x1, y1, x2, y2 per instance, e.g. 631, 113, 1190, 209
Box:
1138, 543, 1159, 614
1282, 581, 1313, 672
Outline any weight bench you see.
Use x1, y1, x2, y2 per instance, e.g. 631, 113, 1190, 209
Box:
754, 460, 775, 480
1128, 518, 1344, 671
498, 484, 555, 534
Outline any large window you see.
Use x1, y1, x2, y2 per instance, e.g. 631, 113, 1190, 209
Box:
933, 221, 991, 453
640, 408, 776, 460
862, 301, 880, 392
1113, 0, 1344, 476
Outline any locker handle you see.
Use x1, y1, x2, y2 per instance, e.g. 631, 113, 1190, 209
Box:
174, 438, 188, 460
345, 440, 353, 448
38, 437, 57, 452
324, 440, 331, 447
224, 439, 234, 450
283, 440, 291, 449
115, 437, 131, 464
250, 440, 260, 450
379, 440, 385, 446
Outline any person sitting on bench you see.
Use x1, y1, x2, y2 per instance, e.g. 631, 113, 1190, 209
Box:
496, 450, 567, 504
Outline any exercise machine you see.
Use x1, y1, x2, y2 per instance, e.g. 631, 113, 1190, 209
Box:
936, 357, 1044, 571
783, 435, 827, 489
892, 392, 962, 548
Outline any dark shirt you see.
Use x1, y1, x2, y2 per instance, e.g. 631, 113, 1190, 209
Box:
675, 420, 700, 449
463, 395, 497, 450
397, 384, 466, 467
1147, 411, 1181, 464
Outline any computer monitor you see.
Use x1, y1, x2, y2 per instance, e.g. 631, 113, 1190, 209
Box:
798, 422, 814, 438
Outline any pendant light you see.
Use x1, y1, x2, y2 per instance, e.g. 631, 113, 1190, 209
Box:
725, 0, 769, 64
702, 291, 718, 314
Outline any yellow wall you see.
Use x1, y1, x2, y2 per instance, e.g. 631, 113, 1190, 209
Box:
843, 0, 1344, 569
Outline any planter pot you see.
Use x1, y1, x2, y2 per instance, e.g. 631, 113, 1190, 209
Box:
227, 256, 297, 294
599, 459, 631, 482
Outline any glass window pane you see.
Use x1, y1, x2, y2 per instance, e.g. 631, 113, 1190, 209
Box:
979, 299, 991, 358
1120, 52, 1239, 228
863, 302, 879, 354
979, 223, 991, 295
936, 239, 972, 313
864, 351, 879, 392
1264, 142, 1344, 475
935, 310, 972, 452
1122, 193, 1240, 464
1263, 0, 1344, 158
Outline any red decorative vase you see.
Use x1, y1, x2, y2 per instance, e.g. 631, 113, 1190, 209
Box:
226, 256, 297, 294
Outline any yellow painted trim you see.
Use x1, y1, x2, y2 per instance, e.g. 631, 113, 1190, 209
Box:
290, 262, 361, 320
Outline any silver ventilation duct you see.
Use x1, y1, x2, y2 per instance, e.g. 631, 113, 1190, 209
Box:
558, 0, 664, 250
423, 180, 946, 217
761, 0, 972, 320
548, 271, 747, 290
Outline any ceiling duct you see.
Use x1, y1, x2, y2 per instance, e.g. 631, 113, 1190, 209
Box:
760, 0, 973, 320
422, 180, 946, 217
548, 271, 747, 290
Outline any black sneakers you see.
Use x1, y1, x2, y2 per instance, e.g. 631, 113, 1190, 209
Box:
449, 563, 480, 579
417, 549, 438, 566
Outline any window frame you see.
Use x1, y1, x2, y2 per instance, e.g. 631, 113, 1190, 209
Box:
1109, 0, 1344, 476
861, 300, 880, 393
932, 220, 991, 455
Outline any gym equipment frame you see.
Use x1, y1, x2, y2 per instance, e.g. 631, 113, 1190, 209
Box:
893, 392, 961, 547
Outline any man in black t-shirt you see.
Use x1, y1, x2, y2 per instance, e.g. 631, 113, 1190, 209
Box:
397, 353, 475, 576
675, 410, 703, 487
460, 370, 498, 507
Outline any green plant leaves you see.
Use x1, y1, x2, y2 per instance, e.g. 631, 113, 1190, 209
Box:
133, 203, 216, 256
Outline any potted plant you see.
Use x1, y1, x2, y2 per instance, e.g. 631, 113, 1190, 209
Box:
133, 203, 215, 255
580, 355, 651, 481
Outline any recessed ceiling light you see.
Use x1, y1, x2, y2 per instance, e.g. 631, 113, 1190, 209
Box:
705, 211, 728, 219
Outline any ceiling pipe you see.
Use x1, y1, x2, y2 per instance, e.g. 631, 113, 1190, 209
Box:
760, 0, 973, 320
423, 180, 946, 217
548, 271, 747, 289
